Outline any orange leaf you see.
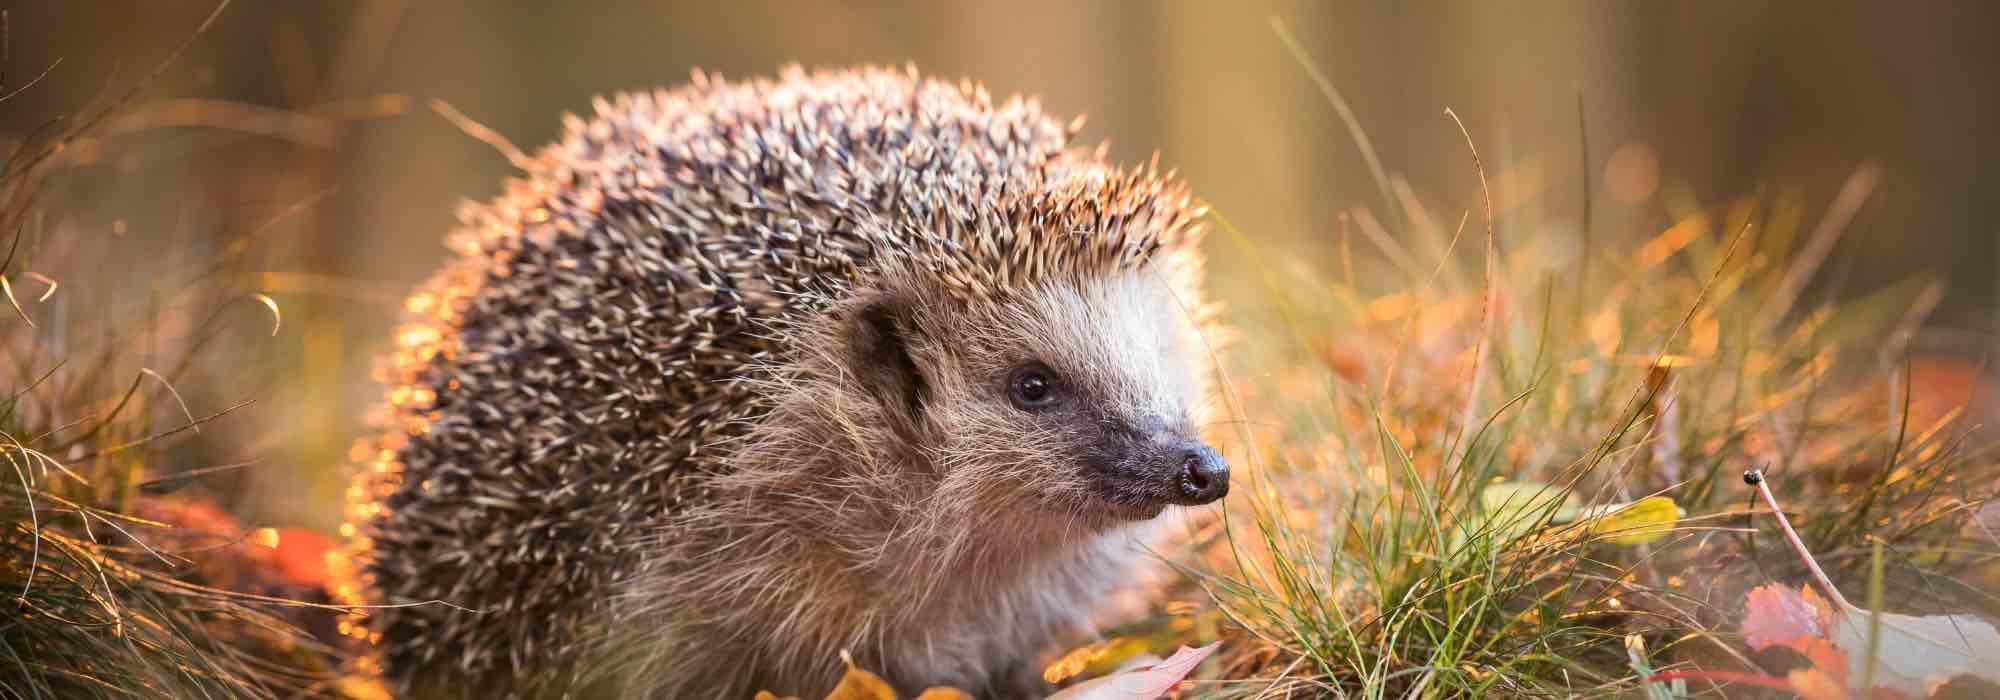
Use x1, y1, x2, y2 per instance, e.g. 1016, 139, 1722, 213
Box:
270, 527, 334, 587
333, 675, 394, 700
1785, 668, 1849, 700
1791, 636, 1848, 686
824, 655, 898, 700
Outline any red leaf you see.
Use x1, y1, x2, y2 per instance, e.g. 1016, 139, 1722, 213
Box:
1742, 583, 1833, 651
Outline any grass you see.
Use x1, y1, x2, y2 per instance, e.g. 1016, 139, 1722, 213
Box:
1041, 22, 2000, 698
1123, 54, 2000, 695
0, 4, 348, 697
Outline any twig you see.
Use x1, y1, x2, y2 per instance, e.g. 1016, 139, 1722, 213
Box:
139, 368, 201, 435
104, 98, 339, 148
0, 57, 59, 105
430, 98, 533, 170
134, 458, 263, 495
1444, 108, 1496, 467
69, 399, 254, 462
1742, 469, 1853, 610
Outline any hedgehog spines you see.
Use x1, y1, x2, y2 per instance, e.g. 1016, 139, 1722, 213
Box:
333, 65, 1207, 696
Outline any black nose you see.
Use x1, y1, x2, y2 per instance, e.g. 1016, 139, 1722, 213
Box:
1173, 443, 1230, 505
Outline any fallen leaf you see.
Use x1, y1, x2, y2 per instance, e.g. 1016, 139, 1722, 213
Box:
824, 656, 899, 700
1044, 637, 1155, 684
1785, 667, 1849, 700
333, 675, 393, 700
1046, 641, 1218, 700
911, 688, 973, 700
1792, 636, 1849, 686
1478, 481, 1578, 538
1576, 496, 1682, 545
1830, 607, 2000, 697
1739, 582, 2000, 697
1743, 583, 1834, 650
270, 527, 335, 587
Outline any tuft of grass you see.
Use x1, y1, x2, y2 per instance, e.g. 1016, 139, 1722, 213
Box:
1, 3, 346, 697
1157, 142, 1998, 696
1110, 25, 2000, 697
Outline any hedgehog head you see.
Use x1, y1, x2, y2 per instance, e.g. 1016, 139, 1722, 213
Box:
831, 164, 1225, 533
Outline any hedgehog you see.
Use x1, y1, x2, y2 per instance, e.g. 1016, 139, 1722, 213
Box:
331, 65, 1226, 698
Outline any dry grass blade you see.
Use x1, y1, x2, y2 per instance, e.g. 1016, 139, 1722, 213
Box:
429, 98, 534, 170
2, 3, 344, 698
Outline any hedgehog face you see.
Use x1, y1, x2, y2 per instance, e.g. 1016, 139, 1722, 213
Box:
853, 264, 1227, 530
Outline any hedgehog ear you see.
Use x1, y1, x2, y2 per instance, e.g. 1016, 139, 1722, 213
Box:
850, 296, 928, 424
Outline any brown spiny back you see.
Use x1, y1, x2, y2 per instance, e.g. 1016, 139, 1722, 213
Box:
329, 65, 1202, 695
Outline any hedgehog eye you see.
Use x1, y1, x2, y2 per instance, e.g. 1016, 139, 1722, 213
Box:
1007, 364, 1060, 411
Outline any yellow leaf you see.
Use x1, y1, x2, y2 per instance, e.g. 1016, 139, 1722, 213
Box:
912, 688, 974, 700
1043, 637, 1155, 684
1579, 496, 1682, 545
1044, 642, 1097, 684
1082, 637, 1156, 679
825, 654, 898, 700
1479, 481, 1579, 538
333, 676, 393, 700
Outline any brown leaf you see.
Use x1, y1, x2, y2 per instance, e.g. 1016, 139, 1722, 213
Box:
824, 655, 899, 700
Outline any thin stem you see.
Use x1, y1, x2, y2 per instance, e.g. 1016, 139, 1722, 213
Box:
1745, 470, 1853, 610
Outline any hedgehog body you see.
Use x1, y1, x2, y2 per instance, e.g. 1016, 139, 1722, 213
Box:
337, 66, 1220, 698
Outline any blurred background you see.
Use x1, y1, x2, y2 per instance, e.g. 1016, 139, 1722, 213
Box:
5, 0, 1996, 532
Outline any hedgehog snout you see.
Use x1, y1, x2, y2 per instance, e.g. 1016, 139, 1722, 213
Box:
1167, 441, 1230, 505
